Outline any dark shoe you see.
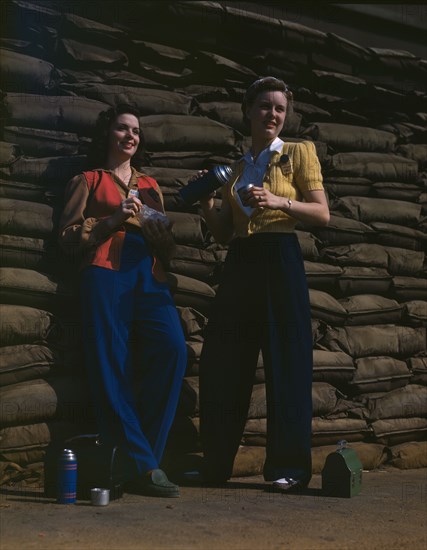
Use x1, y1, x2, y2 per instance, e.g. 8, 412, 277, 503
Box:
181, 470, 228, 486
138, 469, 180, 498
271, 477, 307, 492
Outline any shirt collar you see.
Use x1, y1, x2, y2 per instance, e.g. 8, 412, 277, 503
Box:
243, 137, 284, 165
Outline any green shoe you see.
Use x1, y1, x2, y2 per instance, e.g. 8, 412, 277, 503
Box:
138, 469, 180, 498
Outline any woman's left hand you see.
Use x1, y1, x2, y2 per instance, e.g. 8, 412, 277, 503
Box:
247, 187, 284, 210
141, 219, 176, 260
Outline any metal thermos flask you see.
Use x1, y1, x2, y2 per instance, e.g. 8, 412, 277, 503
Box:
179, 165, 233, 205
57, 449, 77, 504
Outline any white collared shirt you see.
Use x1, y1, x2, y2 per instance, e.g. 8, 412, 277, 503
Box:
234, 137, 284, 216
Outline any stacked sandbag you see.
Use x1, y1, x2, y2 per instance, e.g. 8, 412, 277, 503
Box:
1, 1, 426, 485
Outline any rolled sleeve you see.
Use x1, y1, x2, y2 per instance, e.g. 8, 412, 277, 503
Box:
58, 174, 114, 256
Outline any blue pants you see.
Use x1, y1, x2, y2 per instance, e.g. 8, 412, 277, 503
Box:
80, 232, 187, 476
199, 233, 313, 483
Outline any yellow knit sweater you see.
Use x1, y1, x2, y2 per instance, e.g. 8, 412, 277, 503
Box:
225, 140, 324, 237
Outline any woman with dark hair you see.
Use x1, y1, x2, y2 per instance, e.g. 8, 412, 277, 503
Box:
193, 77, 329, 491
59, 104, 187, 498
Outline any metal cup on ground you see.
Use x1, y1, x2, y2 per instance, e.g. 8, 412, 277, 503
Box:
90, 488, 110, 506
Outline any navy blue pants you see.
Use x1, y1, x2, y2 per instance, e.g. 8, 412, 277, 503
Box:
80, 232, 187, 477
199, 232, 313, 483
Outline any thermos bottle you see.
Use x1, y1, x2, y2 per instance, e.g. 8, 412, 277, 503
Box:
178, 165, 233, 206
57, 449, 77, 504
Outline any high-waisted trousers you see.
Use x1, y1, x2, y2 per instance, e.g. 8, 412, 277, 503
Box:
199, 232, 313, 484
79, 232, 187, 477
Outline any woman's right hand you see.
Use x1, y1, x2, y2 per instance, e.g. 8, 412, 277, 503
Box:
107, 196, 142, 229
189, 169, 216, 209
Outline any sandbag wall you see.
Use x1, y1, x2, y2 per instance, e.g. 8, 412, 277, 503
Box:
0, 1, 426, 486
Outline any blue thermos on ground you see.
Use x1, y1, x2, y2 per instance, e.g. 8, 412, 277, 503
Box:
178, 165, 233, 205
56, 449, 77, 504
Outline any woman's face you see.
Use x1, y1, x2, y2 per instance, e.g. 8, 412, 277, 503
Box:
107, 113, 140, 161
246, 90, 287, 143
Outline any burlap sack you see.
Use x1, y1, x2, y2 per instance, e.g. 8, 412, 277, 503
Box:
311, 417, 370, 446
3, 127, 80, 157
0, 235, 49, 271
339, 294, 403, 326
293, 101, 332, 122
232, 445, 265, 477
403, 301, 427, 326
321, 243, 389, 270
312, 349, 355, 387
0, 376, 91, 427
0, 199, 53, 237
304, 261, 342, 291
0, 304, 62, 347
166, 212, 208, 245
367, 384, 427, 421
302, 123, 396, 152
407, 356, 427, 385
0, 344, 61, 387
60, 11, 126, 44
192, 49, 257, 84
0, 267, 75, 314
370, 417, 427, 446
0, 142, 22, 167
145, 150, 241, 169
4, 93, 109, 134
309, 289, 347, 326
370, 222, 427, 252
0, 49, 59, 94
321, 243, 424, 276
0, 179, 47, 203
67, 83, 195, 115
321, 325, 426, 359
139, 114, 243, 153
170, 245, 221, 283
372, 181, 424, 202
392, 277, 427, 301
389, 441, 427, 469
295, 230, 320, 260
185, 341, 203, 376
199, 102, 247, 135
348, 356, 411, 395
0, 155, 87, 186
132, 40, 191, 71
143, 167, 198, 188
178, 85, 230, 102
396, 144, 427, 169
383, 246, 425, 277
328, 152, 418, 181
177, 307, 207, 341
56, 38, 128, 68
0, 421, 79, 466
241, 418, 266, 446
314, 215, 374, 246
324, 177, 373, 197
166, 273, 215, 316
331, 196, 423, 226
336, 267, 392, 296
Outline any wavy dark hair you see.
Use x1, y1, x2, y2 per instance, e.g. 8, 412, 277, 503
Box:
87, 103, 145, 169
241, 76, 294, 128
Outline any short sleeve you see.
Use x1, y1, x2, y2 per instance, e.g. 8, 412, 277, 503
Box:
293, 141, 324, 193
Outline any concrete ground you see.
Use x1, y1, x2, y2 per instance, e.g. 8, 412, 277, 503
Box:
0, 467, 426, 550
